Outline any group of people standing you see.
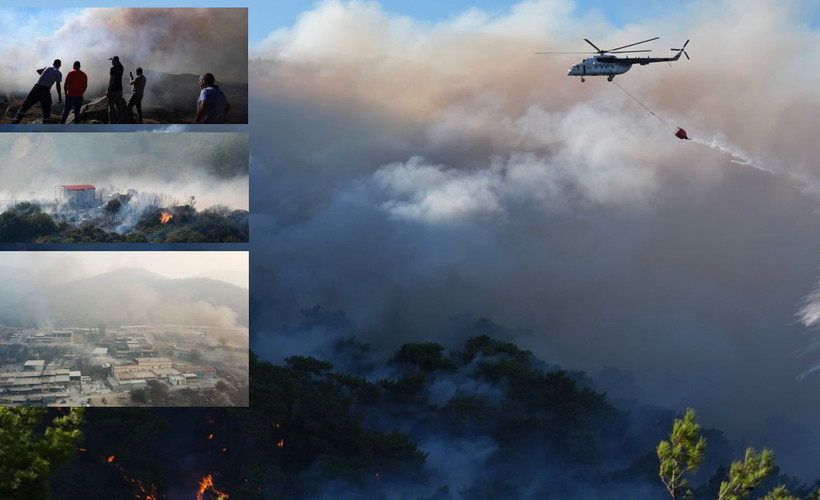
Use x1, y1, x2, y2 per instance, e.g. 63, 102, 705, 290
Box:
11, 57, 146, 124
11, 56, 146, 125
10, 57, 231, 124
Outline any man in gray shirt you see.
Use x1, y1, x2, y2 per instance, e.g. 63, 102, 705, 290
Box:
195, 72, 230, 124
12, 59, 62, 124
127, 67, 146, 124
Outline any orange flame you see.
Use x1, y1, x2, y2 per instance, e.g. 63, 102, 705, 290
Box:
277, 439, 284, 448
107, 455, 115, 463
160, 212, 172, 224
208, 434, 214, 440
197, 474, 230, 500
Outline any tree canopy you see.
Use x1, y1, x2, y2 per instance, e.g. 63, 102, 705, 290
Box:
0, 407, 84, 500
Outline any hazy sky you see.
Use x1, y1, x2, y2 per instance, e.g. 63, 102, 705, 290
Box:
0, 251, 248, 286
11, 1, 812, 54
2, 2, 607, 47
0, 7, 247, 92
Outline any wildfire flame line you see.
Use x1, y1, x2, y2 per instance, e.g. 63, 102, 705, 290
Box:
197, 474, 230, 500
159, 212, 173, 224
110, 458, 161, 500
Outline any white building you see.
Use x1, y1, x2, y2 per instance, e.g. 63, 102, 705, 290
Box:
57, 184, 96, 207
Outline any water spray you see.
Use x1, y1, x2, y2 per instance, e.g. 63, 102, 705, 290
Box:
612, 81, 781, 174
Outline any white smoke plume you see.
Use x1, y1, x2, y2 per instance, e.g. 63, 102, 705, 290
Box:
1, 8, 247, 95
0, 133, 248, 211
249, 0, 820, 479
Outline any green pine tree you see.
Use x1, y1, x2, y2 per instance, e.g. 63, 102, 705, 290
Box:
658, 408, 707, 499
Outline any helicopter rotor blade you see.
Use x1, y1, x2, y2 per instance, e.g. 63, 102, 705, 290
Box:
584, 38, 603, 53
535, 51, 598, 54
609, 49, 653, 54
607, 36, 659, 53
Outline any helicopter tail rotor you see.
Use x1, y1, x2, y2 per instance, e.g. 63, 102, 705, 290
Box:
671, 40, 690, 60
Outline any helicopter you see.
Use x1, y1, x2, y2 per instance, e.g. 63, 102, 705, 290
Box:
538, 37, 689, 82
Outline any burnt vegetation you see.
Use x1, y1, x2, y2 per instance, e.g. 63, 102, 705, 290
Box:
38, 312, 820, 498
0, 201, 248, 243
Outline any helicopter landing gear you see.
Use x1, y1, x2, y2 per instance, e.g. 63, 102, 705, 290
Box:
607, 75, 614, 82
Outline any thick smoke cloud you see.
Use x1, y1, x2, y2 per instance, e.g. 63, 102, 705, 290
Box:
0, 133, 248, 211
1, 8, 247, 95
249, 0, 820, 478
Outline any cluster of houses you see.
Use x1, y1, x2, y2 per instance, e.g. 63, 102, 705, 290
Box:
0, 360, 81, 405
1, 325, 226, 406
110, 356, 216, 390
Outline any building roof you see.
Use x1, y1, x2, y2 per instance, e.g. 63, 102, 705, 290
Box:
24, 360, 45, 369
135, 357, 171, 365
114, 370, 156, 381
188, 365, 217, 373
61, 184, 95, 190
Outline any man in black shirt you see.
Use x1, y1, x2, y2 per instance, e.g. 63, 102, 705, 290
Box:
106, 55, 125, 123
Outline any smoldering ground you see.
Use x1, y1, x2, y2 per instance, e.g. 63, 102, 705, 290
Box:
249, 0, 820, 481
0, 133, 248, 211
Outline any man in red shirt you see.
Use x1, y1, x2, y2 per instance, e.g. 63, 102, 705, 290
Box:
60, 61, 87, 124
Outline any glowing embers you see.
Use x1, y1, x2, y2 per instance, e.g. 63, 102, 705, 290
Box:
272, 422, 284, 447
197, 474, 230, 500
107, 455, 160, 500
